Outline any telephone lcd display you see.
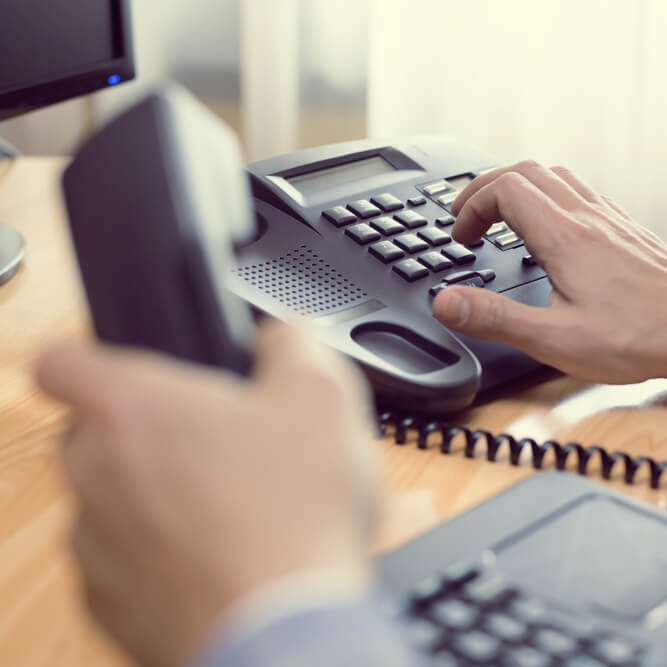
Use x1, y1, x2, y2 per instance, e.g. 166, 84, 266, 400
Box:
287, 156, 395, 198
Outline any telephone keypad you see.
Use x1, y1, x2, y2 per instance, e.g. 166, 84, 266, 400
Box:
395, 234, 430, 255
370, 216, 405, 236
348, 199, 382, 219
417, 227, 451, 246
322, 206, 357, 227
369, 241, 405, 264
418, 252, 453, 273
345, 223, 382, 245
393, 259, 429, 282
371, 193, 404, 212
441, 244, 476, 265
395, 210, 429, 229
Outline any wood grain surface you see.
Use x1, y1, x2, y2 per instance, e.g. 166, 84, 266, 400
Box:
1, 157, 666, 666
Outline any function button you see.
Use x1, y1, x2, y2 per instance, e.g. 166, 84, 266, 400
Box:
452, 631, 501, 663
393, 259, 429, 282
345, 223, 382, 245
395, 234, 430, 254
441, 243, 476, 264
418, 251, 453, 273
533, 629, 577, 658
368, 241, 405, 264
408, 195, 427, 206
503, 646, 551, 667
430, 599, 478, 630
395, 210, 428, 229
437, 191, 459, 207
423, 180, 449, 196
495, 231, 521, 248
466, 239, 484, 248
370, 216, 405, 236
347, 199, 382, 219
322, 206, 357, 227
522, 254, 537, 266
484, 613, 528, 643
487, 221, 508, 235
435, 215, 456, 227
418, 227, 451, 246
477, 269, 496, 283
371, 192, 404, 212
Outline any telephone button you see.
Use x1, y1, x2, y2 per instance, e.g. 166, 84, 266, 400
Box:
347, 199, 382, 219
477, 269, 496, 283
393, 259, 429, 282
407, 195, 427, 207
418, 252, 453, 272
417, 227, 451, 246
435, 215, 456, 227
368, 241, 405, 264
395, 210, 428, 229
441, 243, 476, 264
395, 234, 430, 254
345, 223, 382, 245
370, 216, 405, 236
495, 231, 521, 248
323, 206, 357, 227
371, 193, 404, 212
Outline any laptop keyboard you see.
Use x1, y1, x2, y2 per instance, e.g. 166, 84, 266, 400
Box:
393, 562, 645, 666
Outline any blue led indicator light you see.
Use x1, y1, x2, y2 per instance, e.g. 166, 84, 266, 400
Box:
108, 75, 121, 86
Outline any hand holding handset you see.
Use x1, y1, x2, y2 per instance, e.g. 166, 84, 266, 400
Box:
62, 87, 255, 376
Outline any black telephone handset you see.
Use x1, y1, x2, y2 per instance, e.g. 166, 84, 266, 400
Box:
63, 86, 550, 416
63, 86, 255, 376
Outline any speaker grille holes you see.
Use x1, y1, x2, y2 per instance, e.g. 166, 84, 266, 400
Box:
234, 245, 367, 316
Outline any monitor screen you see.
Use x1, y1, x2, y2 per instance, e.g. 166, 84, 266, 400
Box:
0, 0, 134, 121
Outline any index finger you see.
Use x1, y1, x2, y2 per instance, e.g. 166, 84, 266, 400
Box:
450, 172, 566, 255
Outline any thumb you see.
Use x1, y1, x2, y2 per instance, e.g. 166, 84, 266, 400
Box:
36, 341, 122, 412
432, 285, 565, 360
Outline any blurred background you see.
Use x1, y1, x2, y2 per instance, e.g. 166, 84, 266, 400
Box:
2, 0, 666, 234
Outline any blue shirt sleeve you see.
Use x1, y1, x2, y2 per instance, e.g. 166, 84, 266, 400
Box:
192, 601, 426, 667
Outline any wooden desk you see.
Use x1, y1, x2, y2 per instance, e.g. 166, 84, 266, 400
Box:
1, 157, 667, 666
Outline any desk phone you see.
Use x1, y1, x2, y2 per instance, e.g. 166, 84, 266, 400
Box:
235, 137, 550, 414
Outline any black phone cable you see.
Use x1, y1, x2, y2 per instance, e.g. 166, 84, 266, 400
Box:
377, 411, 667, 489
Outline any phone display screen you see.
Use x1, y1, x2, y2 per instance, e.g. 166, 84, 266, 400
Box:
286, 156, 395, 198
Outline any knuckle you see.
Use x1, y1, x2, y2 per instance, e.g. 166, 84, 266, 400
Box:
497, 171, 528, 192
515, 159, 541, 172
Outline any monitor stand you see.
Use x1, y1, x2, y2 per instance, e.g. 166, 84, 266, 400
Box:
0, 140, 26, 285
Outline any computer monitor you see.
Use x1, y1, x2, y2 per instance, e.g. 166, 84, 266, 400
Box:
0, 0, 135, 284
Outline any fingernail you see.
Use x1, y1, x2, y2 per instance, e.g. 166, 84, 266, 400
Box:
434, 289, 470, 326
